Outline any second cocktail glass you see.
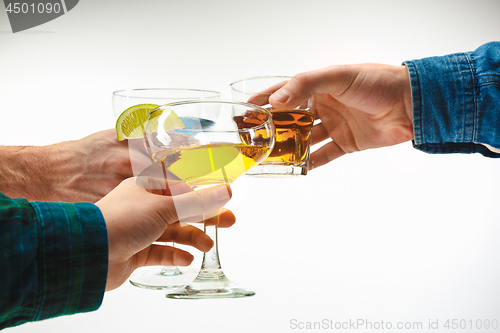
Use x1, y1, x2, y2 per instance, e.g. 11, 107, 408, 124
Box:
144, 100, 275, 298
112, 88, 220, 290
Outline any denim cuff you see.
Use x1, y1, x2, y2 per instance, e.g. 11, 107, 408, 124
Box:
404, 42, 500, 158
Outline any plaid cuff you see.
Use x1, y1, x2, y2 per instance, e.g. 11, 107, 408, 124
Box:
30, 201, 108, 322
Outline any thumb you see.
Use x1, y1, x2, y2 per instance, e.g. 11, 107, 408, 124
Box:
269, 66, 359, 109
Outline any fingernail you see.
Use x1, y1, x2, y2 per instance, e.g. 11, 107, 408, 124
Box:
214, 184, 232, 203
271, 88, 290, 104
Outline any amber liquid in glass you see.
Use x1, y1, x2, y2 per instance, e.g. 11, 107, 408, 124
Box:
235, 108, 313, 166
266, 109, 314, 165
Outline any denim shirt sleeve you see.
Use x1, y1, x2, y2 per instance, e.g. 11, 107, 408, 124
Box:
0, 193, 108, 329
404, 41, 500, 157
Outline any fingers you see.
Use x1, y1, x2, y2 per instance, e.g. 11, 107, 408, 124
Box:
171, 207, 236, 226
311, 122, 331, 146
309, 123, 344, 169
146, 209, 236, 267
269, 66, 359, 110
246, 93, 271, 107
218, 208, 236, 228
157, 223, 214, 252
135, 170, 192, 196
246, 80, 288, 106
134, 175, 234, 226
140, 211, 235, 267
139, 244, 195, 267
159, 184, 232, 224
309, 141, 346, 170
204, 214, 218, 226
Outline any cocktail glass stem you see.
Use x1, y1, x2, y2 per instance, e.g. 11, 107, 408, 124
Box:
165, 210, 254, 299
197, 214, 224, 278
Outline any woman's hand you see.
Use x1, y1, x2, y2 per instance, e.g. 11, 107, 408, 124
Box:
269, 64, 414, 169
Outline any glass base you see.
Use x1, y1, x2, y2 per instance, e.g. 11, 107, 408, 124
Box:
245, 164, 307, 177
165, 269, 255, 299
129, 266, 197, 291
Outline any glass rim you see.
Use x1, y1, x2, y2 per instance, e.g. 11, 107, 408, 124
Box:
146, 99, 275, 133
229, 75, 293, 95
112, 88, 221, 99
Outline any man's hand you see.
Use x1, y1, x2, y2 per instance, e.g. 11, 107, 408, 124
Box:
0, 129, 149, 202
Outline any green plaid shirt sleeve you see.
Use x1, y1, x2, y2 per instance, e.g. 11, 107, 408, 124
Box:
0, 192, 108, 330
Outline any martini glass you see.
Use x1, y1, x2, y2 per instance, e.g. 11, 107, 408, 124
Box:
112, 88, 221, 118
144, 100, 275, 298
112, 88, 220, 290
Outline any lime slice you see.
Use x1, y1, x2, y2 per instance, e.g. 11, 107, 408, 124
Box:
116, 104, 185, 141
160, 108, 186, 132
116, 104, 159, 141
155, 108, 186, 145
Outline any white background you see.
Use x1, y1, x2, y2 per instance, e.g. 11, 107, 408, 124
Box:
1, 0, 500, 332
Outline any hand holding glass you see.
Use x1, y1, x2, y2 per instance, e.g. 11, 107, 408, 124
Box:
144, 100, 275, 298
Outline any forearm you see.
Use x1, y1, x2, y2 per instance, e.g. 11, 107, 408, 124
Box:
0, 193, 108, 329
0, 145, 49, 200
0, 129, 134, 203
0, 144, 76, 201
